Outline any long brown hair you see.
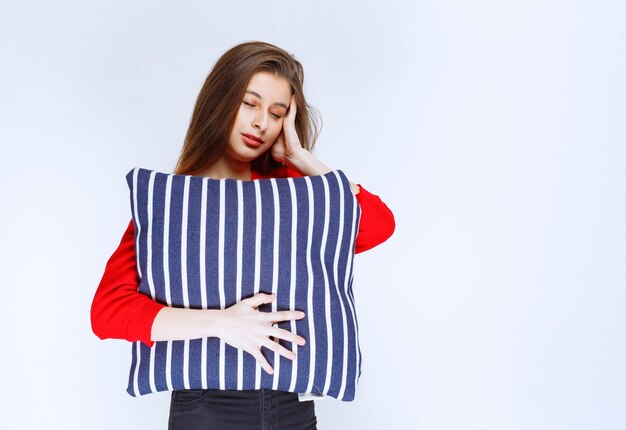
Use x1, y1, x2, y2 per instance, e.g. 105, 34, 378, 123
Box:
174, 41, 321, 175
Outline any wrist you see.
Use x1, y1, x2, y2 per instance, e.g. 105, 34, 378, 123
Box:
203, 309, 224, 339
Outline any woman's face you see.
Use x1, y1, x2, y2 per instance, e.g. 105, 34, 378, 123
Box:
225, 71, 292, 163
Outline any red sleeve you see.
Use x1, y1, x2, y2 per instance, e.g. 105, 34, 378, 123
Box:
353, 184, 395, 253
90, 220, 164, 347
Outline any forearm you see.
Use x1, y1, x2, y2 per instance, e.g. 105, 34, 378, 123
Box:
151, 307, 223, 342
290, 149, 360, 195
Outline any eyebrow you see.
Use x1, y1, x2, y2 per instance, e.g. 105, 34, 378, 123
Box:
245, 90, 289, 109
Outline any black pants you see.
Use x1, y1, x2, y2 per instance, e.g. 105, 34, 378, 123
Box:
168, 388, 317, 430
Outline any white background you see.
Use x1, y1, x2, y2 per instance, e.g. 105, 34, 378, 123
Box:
1, 1, 625, 429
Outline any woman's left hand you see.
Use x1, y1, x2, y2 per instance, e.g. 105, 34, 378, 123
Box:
271, 94, 360, 194
271, 94, 306, 168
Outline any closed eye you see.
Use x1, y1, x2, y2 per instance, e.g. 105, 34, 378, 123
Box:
243, 101, 283, 119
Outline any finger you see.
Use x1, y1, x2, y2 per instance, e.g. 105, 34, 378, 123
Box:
265, 310, 305, 323
289, 94, 297, 117
251, 349, 274, 374
262, 338, 297, 361
268, 326, 306, 346
244, 292, 275, 308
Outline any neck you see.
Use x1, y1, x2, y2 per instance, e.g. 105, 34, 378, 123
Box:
199, 156, 252, 180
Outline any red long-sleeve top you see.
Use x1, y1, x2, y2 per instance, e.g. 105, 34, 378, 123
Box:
91, 166, 395, 347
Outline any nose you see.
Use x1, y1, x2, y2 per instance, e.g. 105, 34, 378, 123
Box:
252, 110, 268, 132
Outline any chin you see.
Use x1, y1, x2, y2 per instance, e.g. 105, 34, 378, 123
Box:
228, 148, 268, 163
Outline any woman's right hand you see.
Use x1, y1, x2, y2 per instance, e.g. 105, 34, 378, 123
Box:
217, 292, 307, 375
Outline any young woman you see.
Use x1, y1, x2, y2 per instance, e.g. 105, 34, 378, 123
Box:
91, 41, 395, 430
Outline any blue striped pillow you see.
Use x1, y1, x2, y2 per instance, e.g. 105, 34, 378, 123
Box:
125, 168, 362, 401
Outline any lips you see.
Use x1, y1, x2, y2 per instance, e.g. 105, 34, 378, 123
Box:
242, 133, 264, 144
